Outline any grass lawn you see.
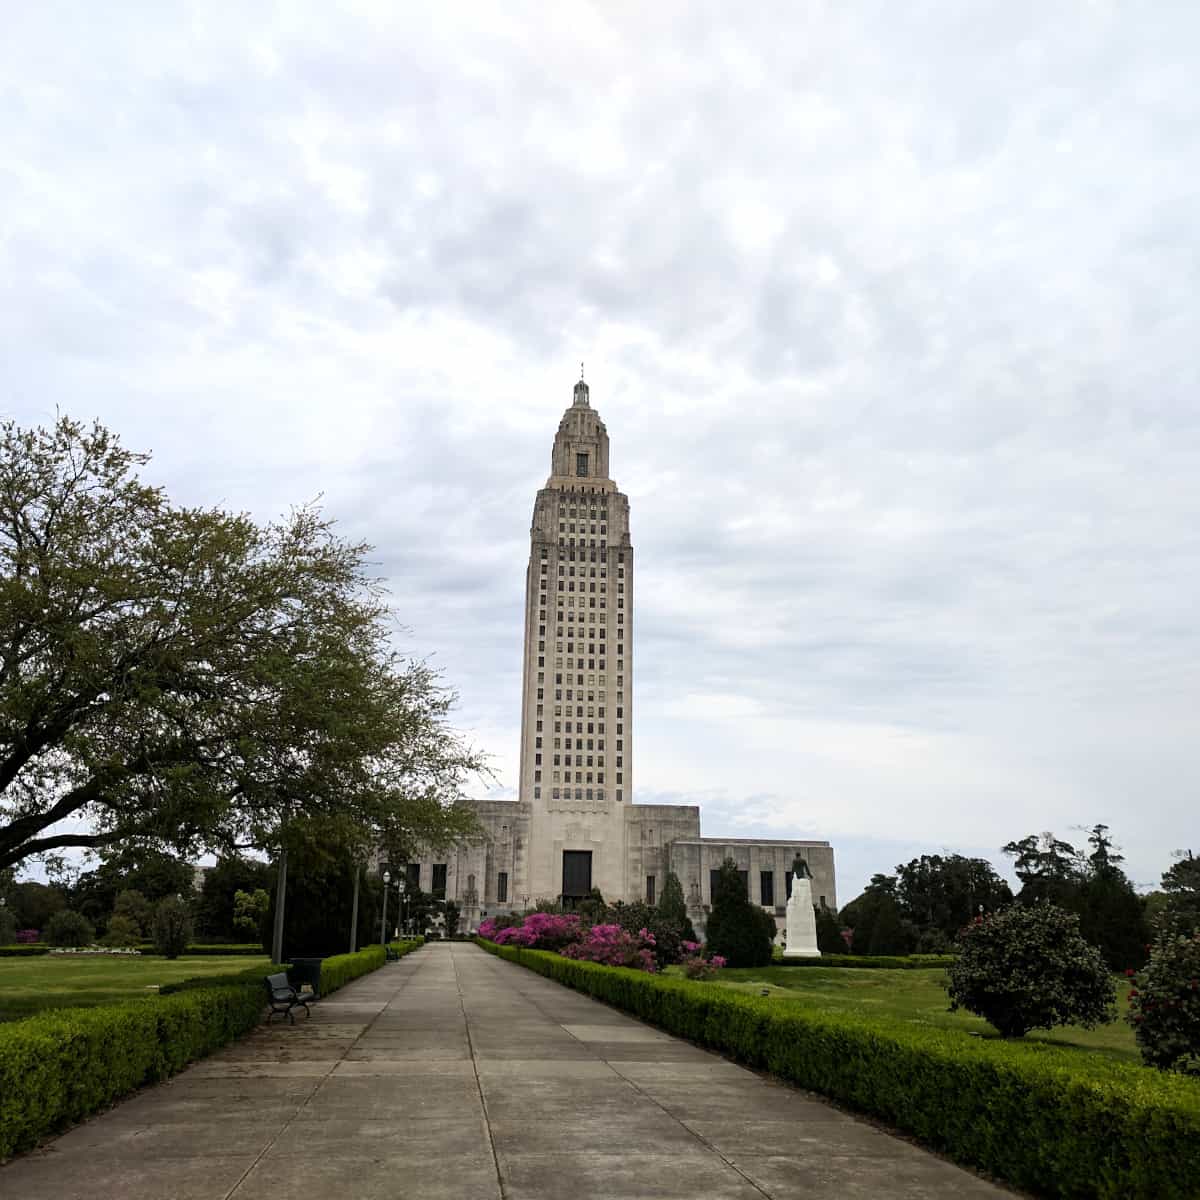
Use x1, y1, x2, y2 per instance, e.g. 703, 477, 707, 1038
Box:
679, 965, 1140, 1063
0, 954, 272, 1022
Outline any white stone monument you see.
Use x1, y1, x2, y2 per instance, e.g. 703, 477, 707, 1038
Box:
783, 861, 821, 958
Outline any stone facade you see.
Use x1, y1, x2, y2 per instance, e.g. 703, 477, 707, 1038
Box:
403, 377, 835, 936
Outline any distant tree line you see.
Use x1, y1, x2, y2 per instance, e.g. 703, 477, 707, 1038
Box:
837, 825, 1198, 972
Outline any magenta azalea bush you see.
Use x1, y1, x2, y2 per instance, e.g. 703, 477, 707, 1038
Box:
477, 913, 726, 979
480, 912, 581, 950
561, 923, 657, 972
680, 940, 727, 979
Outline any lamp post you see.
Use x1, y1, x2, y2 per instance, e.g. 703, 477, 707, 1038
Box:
396, 877, 406, 937
381, 870, 391, 946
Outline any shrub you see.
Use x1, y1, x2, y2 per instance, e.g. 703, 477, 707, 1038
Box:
444, 901, 461, 939
680, 942, 727, 979
44, 910, 95, 948
0, 983, 263, 1159
611, 901, 687, 967
98, 915, 141, 948
14, 929, 40, 944
705, 859, 773, 968
488, 912, 582, 951
1127, 916, 1200, 1074
0, 908, 15, 946
560, 923, 656, 971
232, 888, 270, 938
657, 871, 697, 944
152, 897, 193, 959
111, 889, 153, 938
814, 904, 843, 955
319, 945, 387, 994
477, 939, 1200, 1200
948, 903, 1115, 1038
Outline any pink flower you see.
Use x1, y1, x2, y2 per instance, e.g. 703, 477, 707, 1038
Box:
710, 955, 727, 969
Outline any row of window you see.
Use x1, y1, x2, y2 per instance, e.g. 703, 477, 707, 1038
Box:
559, 523, 607, 535
709, 869, 823, 908
404, 861, 448, 900
539, 548, 626, 571
539, 769, 624, 784
548, 787, 623, 803
633, 872, 825, 909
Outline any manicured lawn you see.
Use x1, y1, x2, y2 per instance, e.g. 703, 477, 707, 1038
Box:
679, 965, 1140, 1063
0, 954, 272, 1022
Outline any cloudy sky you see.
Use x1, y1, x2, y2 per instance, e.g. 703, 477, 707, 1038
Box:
3, 3, 1197, 900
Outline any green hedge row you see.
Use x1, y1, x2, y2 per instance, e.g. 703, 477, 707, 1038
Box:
0, 944, 266, 958
770, 952, 956, 969
0, 942, 421, 1159
477, 940, 1200, 1200
157, 940, 424, 997
0, 984, 263, 1160
158, 962, 287, 995
134, 943, 266, 957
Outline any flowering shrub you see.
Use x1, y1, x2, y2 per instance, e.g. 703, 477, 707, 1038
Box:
560, 923, 657, 972
15, 929, 40, 944
484, 912, 582, 951
679, 941, 727, 979
682, 953, 727, 980
1127, 917, 1200, 1074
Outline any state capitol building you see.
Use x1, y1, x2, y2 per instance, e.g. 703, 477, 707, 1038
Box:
405, 376, 836, 936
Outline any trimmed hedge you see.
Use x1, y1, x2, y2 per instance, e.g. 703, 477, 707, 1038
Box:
0, 984, 263, 1160
0, 945, 50, 957
477, 939, 1200, 1200
770, 952, 956, 970
158, 962, 288, 995
135, 943, 266, 957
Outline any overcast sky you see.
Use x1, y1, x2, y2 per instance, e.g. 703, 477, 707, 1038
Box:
3, 3, 1197, 901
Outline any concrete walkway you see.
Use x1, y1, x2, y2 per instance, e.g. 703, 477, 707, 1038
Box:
1, 942, 1013, 1199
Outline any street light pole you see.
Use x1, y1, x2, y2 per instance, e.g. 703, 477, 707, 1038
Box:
381, 870, 391, 946
397, 878, 407, 939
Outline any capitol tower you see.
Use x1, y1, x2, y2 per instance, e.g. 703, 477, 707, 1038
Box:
517, 373, 634, 903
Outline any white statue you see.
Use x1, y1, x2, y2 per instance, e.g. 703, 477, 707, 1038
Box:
783, 858, 820, 958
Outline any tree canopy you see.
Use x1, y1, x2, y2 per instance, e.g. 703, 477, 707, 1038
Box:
0, 416, 484, 873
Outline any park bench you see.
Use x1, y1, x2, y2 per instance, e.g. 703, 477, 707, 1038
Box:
263, 971, 312, 1025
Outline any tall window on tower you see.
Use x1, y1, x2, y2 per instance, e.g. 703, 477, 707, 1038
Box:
576, 452, 588, 476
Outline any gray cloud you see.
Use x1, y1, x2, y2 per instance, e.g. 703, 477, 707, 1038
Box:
2, 2, 1198, 899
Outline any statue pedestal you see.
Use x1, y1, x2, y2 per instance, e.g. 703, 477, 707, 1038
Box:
783, 877, 820, 958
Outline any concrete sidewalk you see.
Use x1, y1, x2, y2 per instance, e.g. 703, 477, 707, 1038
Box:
1, 942, 1013, 1199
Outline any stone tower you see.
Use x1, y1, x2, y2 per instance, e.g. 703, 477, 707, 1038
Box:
517, 374, 633, 903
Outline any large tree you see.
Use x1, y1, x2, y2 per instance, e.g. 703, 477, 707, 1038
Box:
1002, 832, 1086, 907
894, 853, 1013, 945
1160, 850, 1200, 933
0, 416, 483, 873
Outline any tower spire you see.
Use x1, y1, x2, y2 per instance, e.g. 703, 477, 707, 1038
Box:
572, 365, 590, 407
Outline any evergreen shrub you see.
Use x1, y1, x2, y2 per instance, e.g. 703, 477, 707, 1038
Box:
476, 939, 1200, 1200
44, 910, 94, 948
151, 897, 193, 959
705, 858, 774, 968
1128, 917, 1200, 1074
948, 903, 1115, 1038
98, 915, 140, 948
